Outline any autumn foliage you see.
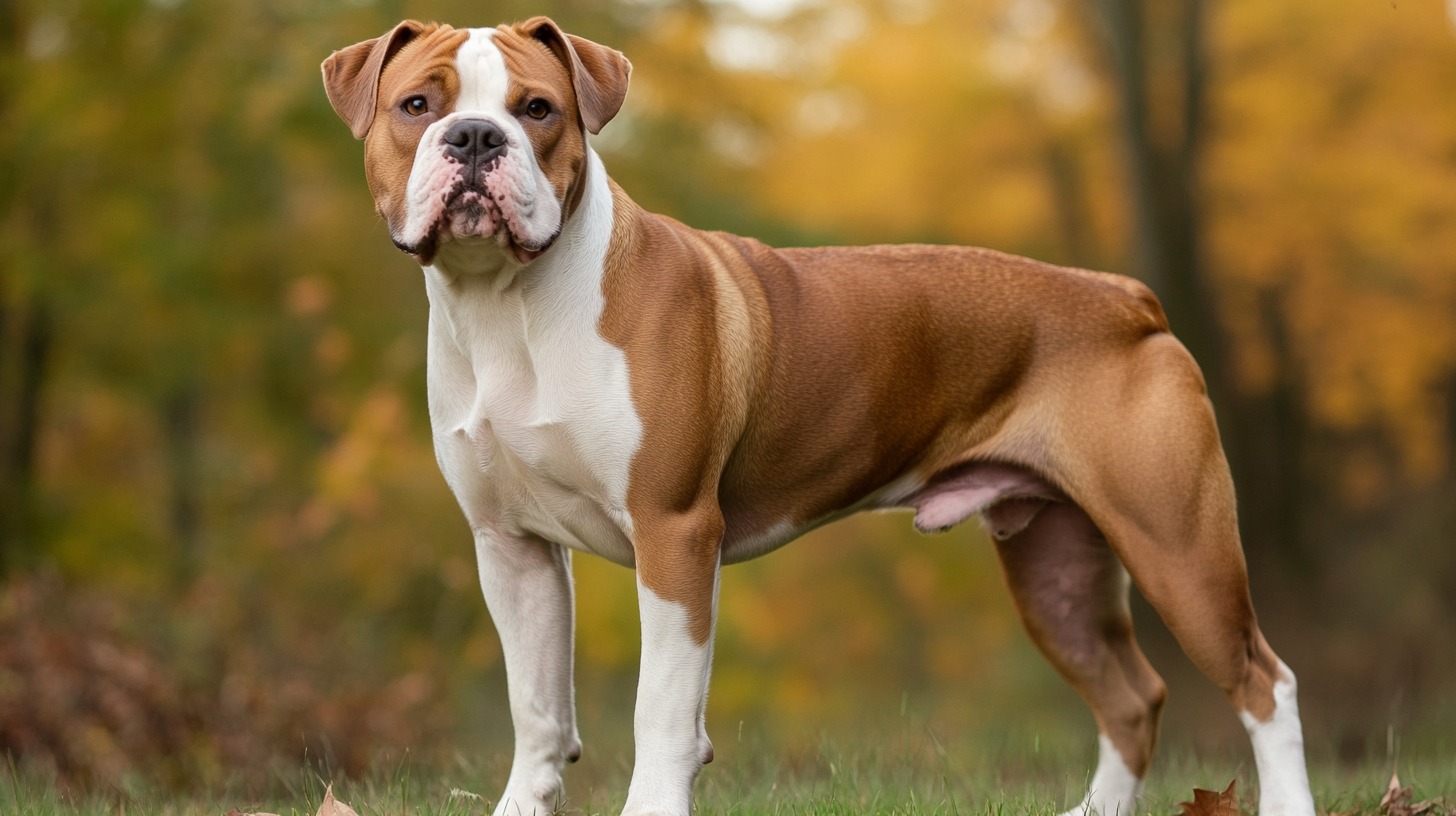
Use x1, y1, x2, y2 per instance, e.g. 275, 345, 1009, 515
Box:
0, 575, 449, 787
0, 0, 1454, 794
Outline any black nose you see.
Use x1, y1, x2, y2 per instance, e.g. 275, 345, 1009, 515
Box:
443, 119, 507, 166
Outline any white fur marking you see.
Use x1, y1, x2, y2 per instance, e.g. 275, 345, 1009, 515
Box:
623, 579, 716, 816
474, 530, 578, 816
1240, 666, 1316, 816
427, 149, 640, 565
1059, 733, 1142, 816
457, 29, 511, 115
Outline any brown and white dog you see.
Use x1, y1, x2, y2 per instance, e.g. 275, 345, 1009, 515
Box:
322, 17, 1316, 816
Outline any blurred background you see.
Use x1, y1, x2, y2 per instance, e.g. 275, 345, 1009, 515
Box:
1, 0, 1454, 795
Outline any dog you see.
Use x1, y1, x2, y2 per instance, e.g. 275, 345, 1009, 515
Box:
322, 17, 1316, 816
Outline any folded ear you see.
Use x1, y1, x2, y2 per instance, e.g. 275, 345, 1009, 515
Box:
521, 17, 632, 135
322, 20, 429, 139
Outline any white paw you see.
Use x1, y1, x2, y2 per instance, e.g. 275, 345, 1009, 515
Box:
491, 789, 559, 816
1060, 734, 1144, 816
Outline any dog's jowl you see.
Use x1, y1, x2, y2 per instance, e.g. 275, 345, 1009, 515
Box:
323, 18, 1317, 816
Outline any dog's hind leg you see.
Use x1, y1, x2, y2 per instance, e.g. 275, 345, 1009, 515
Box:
991, 500, 1167, 816
1063, 333, 1315, 816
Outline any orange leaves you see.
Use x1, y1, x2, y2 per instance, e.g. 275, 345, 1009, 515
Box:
1168, 771, 1455, 816
1176, 780, 1241, 816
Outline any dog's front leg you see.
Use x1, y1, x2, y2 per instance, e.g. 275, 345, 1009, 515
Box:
474, 528, 580, 816
621, 511, 723, 816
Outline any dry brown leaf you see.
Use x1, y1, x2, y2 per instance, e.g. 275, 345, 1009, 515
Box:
1382, 772, 1413, 816
316, 783, 362, 816
223, 809, 281, 816
1176, 780, 1241, 816
1378, 770, 1453, 816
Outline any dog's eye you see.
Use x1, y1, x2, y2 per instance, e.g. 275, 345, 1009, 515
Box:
402, 96, 429, 116
526, 98, 551, 120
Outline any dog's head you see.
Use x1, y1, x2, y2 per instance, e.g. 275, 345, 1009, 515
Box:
322, 18, 630, 266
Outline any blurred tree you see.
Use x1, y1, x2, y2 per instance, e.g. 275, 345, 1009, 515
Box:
1085, 0, 1215, 362
1074, 0, 1310, 574
0, 0, 51, 575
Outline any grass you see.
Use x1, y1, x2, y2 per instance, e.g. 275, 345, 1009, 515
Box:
4, 733, 1453, 816
5, 685, 1454, 814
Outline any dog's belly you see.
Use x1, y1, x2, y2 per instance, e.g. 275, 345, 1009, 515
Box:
718, 461, 1064, 563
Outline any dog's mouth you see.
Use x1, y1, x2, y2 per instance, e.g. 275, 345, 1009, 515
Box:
394, 171, 558, 266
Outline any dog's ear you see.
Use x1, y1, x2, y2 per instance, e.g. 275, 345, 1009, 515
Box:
521, 17, 631, 135
322, 20, 430, 140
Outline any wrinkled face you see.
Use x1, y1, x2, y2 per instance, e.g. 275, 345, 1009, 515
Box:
323, 18, 630, 266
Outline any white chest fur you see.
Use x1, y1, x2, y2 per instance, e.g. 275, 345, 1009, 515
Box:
423, 152, 641, 564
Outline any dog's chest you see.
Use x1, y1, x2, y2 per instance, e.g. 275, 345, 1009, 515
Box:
424, 266, 642, 563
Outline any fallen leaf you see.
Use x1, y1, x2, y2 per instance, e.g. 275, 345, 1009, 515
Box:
1379, 770, 1453, 816
1177, 780, 1240, 816
316, 783, 362, 816
1382, 772, 1413, 816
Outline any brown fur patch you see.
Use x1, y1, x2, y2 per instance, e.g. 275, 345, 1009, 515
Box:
599, 190, 734, 643
598, 183, 1187, 645
358, 25, 470, 230
491, 24, 589, 220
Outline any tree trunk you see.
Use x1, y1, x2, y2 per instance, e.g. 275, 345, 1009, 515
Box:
1094, 0, 1225, 399
0, 2, 54, 575
1043, 138, 1098, 267
1089, 0, 1300, 562
0, 300, 52, 574
164, 383, 203, 587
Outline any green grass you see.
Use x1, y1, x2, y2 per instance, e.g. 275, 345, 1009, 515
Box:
3, 739, 1452, 816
